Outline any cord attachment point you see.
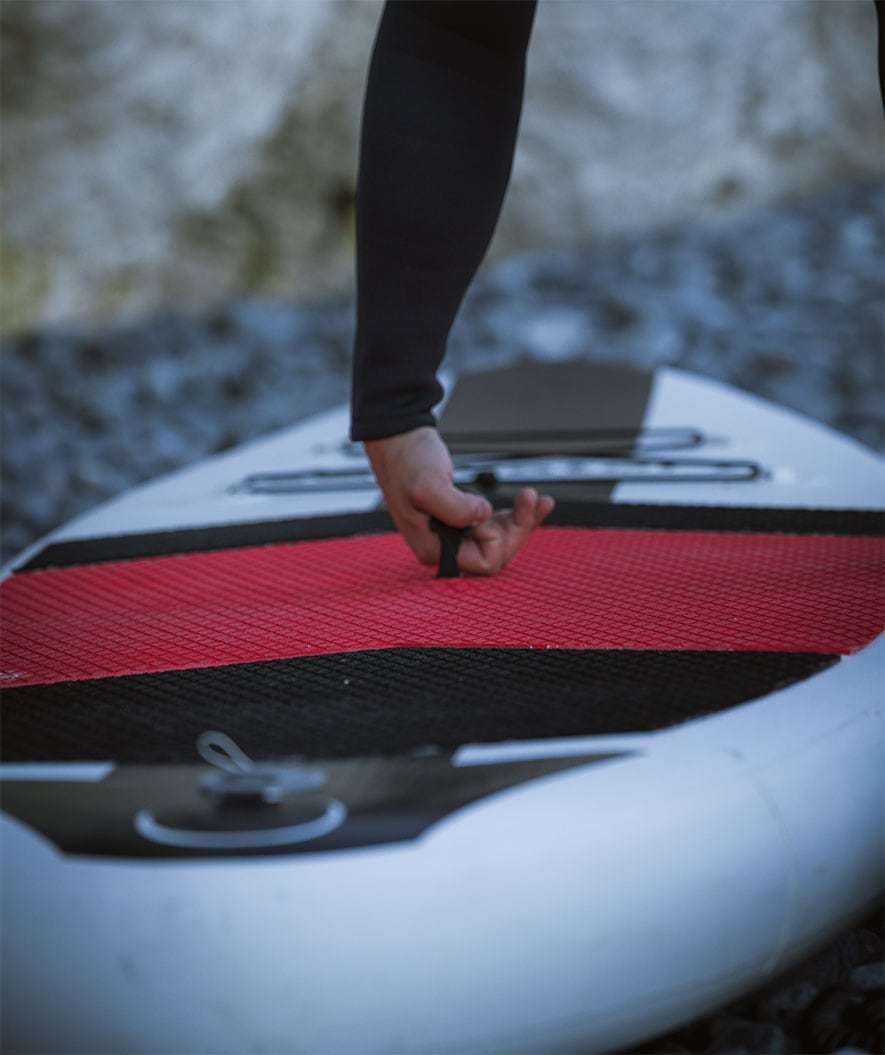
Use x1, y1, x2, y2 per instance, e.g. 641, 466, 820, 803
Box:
196, 730, 325, 808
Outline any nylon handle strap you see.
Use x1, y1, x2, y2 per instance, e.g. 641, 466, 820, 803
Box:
430, 517, 469, 579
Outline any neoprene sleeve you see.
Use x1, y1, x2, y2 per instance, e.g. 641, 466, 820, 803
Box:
350, 0, 537, 442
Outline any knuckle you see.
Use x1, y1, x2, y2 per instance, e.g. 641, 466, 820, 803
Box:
406, 477, 435, 508
472, 554, 500, 576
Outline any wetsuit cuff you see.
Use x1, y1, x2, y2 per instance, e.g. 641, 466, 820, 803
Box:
350, 411, 438, 443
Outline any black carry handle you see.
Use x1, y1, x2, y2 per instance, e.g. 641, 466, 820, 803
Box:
430, 517, 470, 579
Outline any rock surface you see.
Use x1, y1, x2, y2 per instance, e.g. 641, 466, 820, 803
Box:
2, 0, 882, 334
0, 0, 329, 331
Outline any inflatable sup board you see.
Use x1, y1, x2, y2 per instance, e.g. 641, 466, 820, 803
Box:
1, 360, 883, 1054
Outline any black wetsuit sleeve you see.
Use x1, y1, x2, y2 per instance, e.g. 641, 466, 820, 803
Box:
350, 0, 537, 442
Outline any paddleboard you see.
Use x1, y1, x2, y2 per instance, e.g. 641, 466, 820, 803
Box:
1, 360, 882, 1054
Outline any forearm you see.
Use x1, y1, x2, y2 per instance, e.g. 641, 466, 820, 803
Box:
350, 0, 537, 442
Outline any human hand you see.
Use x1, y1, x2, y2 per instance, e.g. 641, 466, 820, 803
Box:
364, 426, 555, 576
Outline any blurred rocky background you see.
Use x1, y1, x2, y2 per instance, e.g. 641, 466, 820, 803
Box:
1, 3, 884, 1053
1, 0, 881, 333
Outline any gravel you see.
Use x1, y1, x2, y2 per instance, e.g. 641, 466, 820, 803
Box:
1, 178, 883, 1054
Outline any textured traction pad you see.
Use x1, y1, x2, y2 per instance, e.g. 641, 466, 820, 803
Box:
1, 649, 838, 763
2, 526, 882, 687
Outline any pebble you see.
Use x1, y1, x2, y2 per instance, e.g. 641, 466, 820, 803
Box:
1, 179, 883, 1055
852, 963, 885, 993
706, 1016, 791, 1054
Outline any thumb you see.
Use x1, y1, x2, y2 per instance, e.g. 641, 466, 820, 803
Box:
422, 480, 492, 529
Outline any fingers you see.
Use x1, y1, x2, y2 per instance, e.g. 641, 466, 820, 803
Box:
399, 483, 492, 567
365, 427, 493, 566
414, 476, 493, 530
364, 428, 553, 576
458, 488, 555, 576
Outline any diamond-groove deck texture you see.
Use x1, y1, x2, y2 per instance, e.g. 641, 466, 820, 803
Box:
1, 650, 838, 763
1, 527, 882, 687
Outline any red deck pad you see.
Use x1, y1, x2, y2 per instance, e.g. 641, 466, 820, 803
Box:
1, 527, 882, 687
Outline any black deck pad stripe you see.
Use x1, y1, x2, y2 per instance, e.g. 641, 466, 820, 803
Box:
546, 503, 884, 535
16, 504, 883, 571
17, 510, 395, 571
1, 649, 838, 764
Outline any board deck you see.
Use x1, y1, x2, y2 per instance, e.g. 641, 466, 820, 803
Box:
1, 360, 882, 1055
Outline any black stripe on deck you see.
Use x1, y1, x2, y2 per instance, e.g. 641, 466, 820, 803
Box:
547, 503, 884, 536
16, 504, 883, 571
1, 649, 838, 764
